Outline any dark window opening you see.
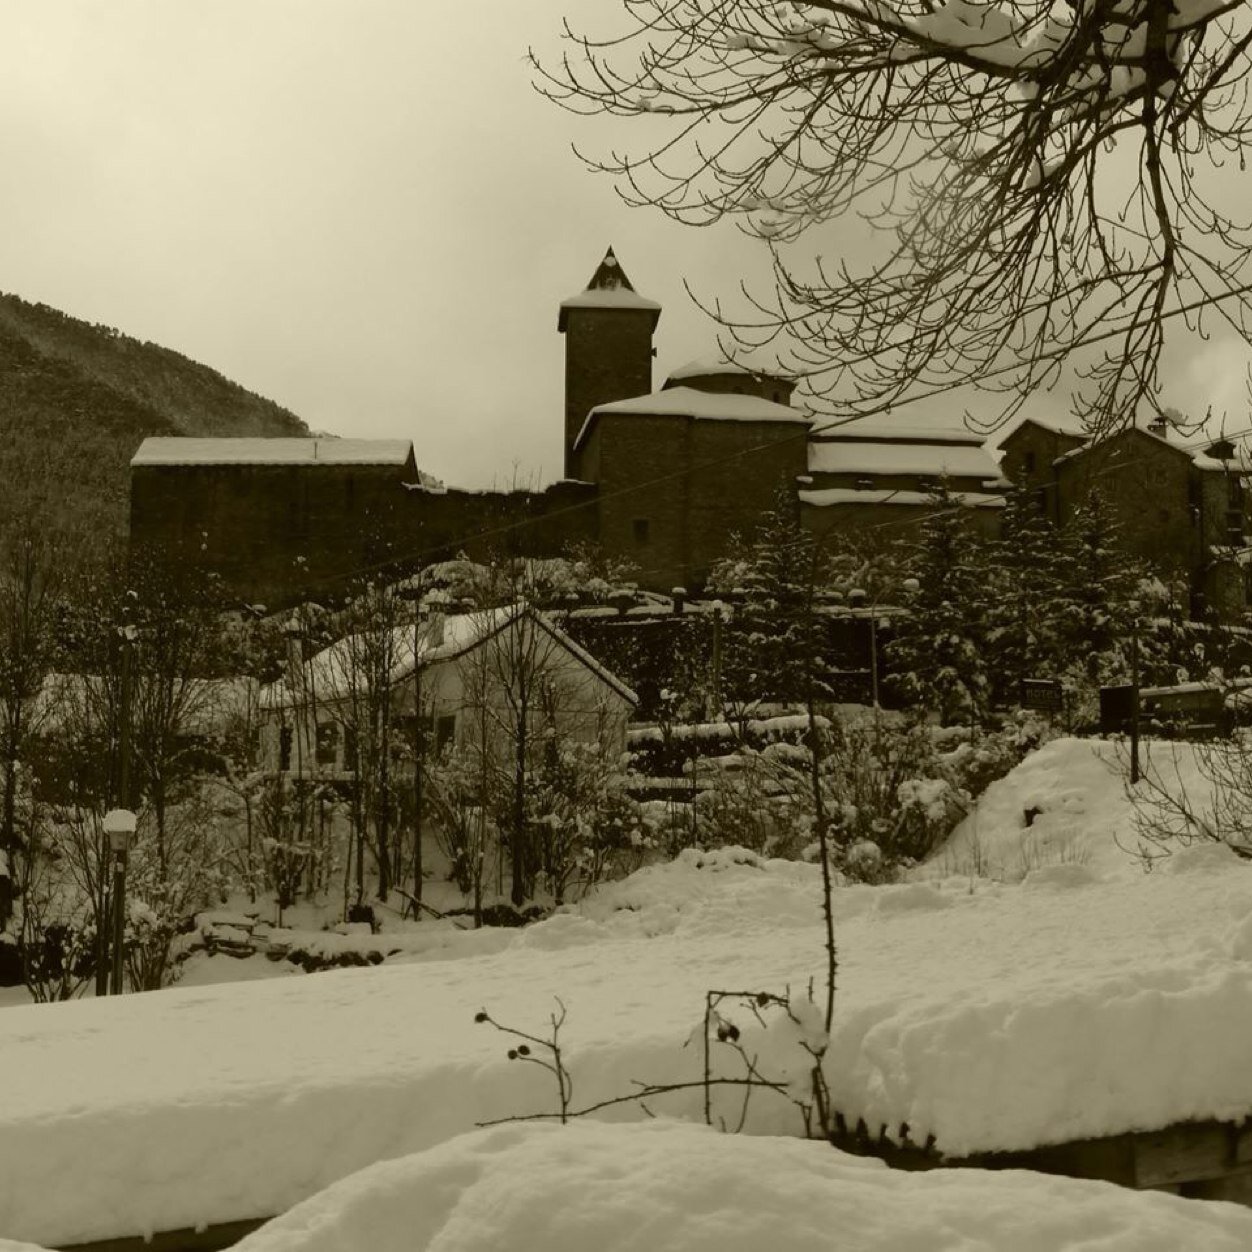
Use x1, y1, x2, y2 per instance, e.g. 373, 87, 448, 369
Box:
316, 722, 338, 767
279, 726, 293, 772
632, 518, 650, 545
1024, 450, 1037, 473
772, 390, 781, 403
344, 726, 359, 774
436, 715, 457, 754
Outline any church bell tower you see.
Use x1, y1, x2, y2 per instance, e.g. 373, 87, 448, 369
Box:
558, 247, 661, 479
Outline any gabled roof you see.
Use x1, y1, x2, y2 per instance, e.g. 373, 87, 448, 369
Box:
558, 247, 661, 332
132, 438, 415, 467
267, 603, 637, 708
997, 415, 1091, 446
574, 386, 808, 450
1054, 423, 1217, 471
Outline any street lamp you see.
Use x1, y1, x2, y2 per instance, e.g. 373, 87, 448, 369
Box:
102, 808, 136, 995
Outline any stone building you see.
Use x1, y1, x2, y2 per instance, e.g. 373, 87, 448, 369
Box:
129, 248, 1013, 608
799, 423, 1006, 546
996, 416, 1252, 620
129, 438, 422, 608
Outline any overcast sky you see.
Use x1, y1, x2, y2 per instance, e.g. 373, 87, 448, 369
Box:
1, 1, 1248, 489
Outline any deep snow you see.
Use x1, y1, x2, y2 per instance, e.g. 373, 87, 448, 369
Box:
233, 1120, 1252, 1252
2, 738, 1252, 1247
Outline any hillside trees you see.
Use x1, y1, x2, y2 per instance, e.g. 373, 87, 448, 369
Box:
0, 512, 70, 933
536, 0, 1252, 432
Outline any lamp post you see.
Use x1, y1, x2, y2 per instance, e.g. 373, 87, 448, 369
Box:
1128, 600, 1142, 784
102, 808, 136, 995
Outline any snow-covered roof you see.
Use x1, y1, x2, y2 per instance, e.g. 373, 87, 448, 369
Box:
996, 415, 1091, 447
558, 248, 661, 331
575, 387, 807, 449
665, 352, 795, 384
268, 604, 637, 708
807, 440, 1001, 480
559, 287, 662, 314
1054, 423, 1252, 473
817, 421, 984, 445
132, 438, 415, 467
800, 487, 1006, 509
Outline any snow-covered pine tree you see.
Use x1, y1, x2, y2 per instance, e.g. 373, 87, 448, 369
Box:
725, 486, 834, 707
1055, 490, 1144, 688
887, 484, 992, 727
984, 480, 1067, 706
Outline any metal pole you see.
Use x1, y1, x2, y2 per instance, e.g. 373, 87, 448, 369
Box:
869, 609, 880, 711
412, 608, 424, 921
710, 607, 723, 720
109, 848, 127, 995
112, 628, 133, 994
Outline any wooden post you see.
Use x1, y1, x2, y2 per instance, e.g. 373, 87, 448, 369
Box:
1130, 614, 1141, 784
412, 608, 425, 921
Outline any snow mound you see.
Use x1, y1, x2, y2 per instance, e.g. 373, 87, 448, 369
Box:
233, 1120, 1252, 1252
929, 736, 1223, 880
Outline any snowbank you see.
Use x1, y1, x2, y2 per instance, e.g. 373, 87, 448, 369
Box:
3, 756, 1252, 1245
232, 1120, 1252, 1252
930, 735, 1216, 879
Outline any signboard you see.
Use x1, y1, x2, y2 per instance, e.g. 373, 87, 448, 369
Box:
1020, 679, 1063, 713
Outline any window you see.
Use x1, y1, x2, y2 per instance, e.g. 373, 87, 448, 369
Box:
855, 477, 874, 491
436, 715, 457, 754
344, 726, 359, 774
316, 722, 338, 768
1024, 450, 1037, 473
279, 726, 293, 772
632, 518, 650, 545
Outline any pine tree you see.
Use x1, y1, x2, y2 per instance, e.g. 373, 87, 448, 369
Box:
1055, 490, 1143, 687
887, 485, 992, 726
984, 481, 1067, 705
724, 488, 832, 707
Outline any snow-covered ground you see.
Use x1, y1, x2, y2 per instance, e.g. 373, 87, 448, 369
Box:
930, 734, 1209, 879
232, 1120, 1252, 1252
3, 736, 1252, 1248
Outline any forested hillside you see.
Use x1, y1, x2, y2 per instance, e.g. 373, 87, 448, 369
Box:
0, 293, 308, 545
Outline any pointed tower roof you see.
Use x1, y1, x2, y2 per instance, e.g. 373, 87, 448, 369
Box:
558, 247, 661, 331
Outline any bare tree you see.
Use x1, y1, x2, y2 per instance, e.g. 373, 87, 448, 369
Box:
535, 0, 1252, 433
314, 582, 408, 909
0, 518, 67, 931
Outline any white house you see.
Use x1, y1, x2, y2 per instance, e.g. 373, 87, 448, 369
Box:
259, 603, 637, 778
